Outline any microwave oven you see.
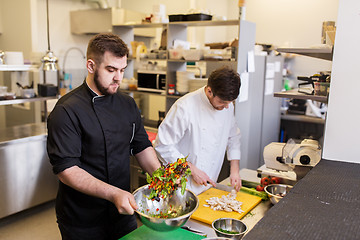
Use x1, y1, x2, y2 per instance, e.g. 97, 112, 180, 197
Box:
137, 70, 166, 93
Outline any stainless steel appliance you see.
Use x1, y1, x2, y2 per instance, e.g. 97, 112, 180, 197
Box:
137, 70, 166, 93
258, 139, 321, 184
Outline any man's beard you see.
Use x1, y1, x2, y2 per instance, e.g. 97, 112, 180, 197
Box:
93, 69, 115, 96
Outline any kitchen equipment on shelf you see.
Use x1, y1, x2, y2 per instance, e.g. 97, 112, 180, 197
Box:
168, 49, 183, 59
259, 138, 321, 184
189, 78, 208, 92
305, 99, 327, 119
264, 184, 293, 205
176, 71, 195, 94
287, 99, 307, 115
191, 188, 261, 225
137, 69, 166, 93
0, 51, 4, 64
4, 51, 24, 65
212, 218, 248, 240
203, 48, 232, 60
182, 49, 204, 61
168, 12, 212, 22
314, 81, 330, 96
133, 184, 199, 232
20, 88, 35, 98
0, 86, 8, 95
297, 73, 330, 95
38, 84, 58, 97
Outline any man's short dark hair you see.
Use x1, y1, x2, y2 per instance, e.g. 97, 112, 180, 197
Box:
207, 66, 241, 101
87, 32, 129, 64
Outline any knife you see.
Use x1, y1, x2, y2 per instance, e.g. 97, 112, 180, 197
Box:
180, 225, 206, 236
214, 182, 235, 192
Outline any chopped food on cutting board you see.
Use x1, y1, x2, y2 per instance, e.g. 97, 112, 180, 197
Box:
203, 189, 244, 214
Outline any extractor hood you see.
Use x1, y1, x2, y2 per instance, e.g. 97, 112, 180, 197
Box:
70, 8, 156, 37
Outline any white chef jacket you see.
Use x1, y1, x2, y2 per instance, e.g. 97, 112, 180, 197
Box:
154, 86, 241, 195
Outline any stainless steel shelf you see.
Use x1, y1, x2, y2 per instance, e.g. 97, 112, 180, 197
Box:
113, 23, 166, 28
168, 58, 235, 63
0, 65, 36, 71
119, 89, 167, 96
276, 47, 333, 61
274, 89, 328, 103
168, 19, 239, 27
281, 113, 325, 124
113, 19, 239, 28
0, 96, 58, 106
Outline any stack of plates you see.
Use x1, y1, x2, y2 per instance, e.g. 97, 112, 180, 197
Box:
189, 78, 208, 92
176, 71, 195, 94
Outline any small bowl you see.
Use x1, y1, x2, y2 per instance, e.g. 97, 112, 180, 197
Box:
264, 184, 293, 205
212, 218, 247, 240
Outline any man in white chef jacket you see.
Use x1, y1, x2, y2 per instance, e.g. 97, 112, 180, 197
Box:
154, 66, 242, 195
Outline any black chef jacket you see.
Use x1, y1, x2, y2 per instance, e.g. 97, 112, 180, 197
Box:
47, 81, 152, 227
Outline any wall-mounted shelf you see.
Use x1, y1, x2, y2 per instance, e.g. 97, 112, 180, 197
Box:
167, 58, 235, 63
276, 47, 333, 61
274, 89, 328, 103
0, 96, 58, 106
281, 113, 325, 124
0, 65, 35, 71
113, 19, 254, 113
114, 20, 239, 28
120, 89, 166, 96
168, 19, 239, 27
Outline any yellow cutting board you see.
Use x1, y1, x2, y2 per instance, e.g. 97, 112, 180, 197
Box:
191, 188, 262, 225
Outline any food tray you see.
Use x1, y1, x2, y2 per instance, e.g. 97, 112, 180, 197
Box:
186, 13, 212, 21
168, 14, 187, 22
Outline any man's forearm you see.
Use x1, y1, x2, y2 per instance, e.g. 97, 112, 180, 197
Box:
230, 159, 240, 175
135, 146, 161, 175
57, 165, 119, 202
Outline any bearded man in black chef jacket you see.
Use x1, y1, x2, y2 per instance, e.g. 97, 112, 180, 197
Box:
47, 33, 161, 240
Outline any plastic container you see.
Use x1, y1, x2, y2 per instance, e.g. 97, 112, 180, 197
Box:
168, 49, 183, 59
168, 84, 175, 95
182, 49, 203, 61
314, 82, 330, 96
20, 88, 35, 98
0, 86, 8, 95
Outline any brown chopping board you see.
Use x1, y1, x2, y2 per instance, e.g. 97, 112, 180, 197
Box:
191, 188, 262, 225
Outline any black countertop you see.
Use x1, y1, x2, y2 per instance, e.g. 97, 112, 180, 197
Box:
244, 159, 360, 240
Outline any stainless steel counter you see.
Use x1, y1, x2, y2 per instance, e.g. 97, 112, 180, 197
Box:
0, 123, 47, 144
0, 123, 58, 219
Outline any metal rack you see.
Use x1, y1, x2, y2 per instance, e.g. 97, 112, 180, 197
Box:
112, 19, 254, 113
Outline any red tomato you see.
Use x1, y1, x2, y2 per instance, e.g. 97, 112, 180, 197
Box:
270, 177, 281, 184
260, 177, 270, 186
256, 185, 264, 191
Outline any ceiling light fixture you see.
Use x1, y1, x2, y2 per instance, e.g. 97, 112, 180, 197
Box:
41, 0, 59, 79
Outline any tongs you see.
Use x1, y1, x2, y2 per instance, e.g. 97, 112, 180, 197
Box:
297, 76, 316, 95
